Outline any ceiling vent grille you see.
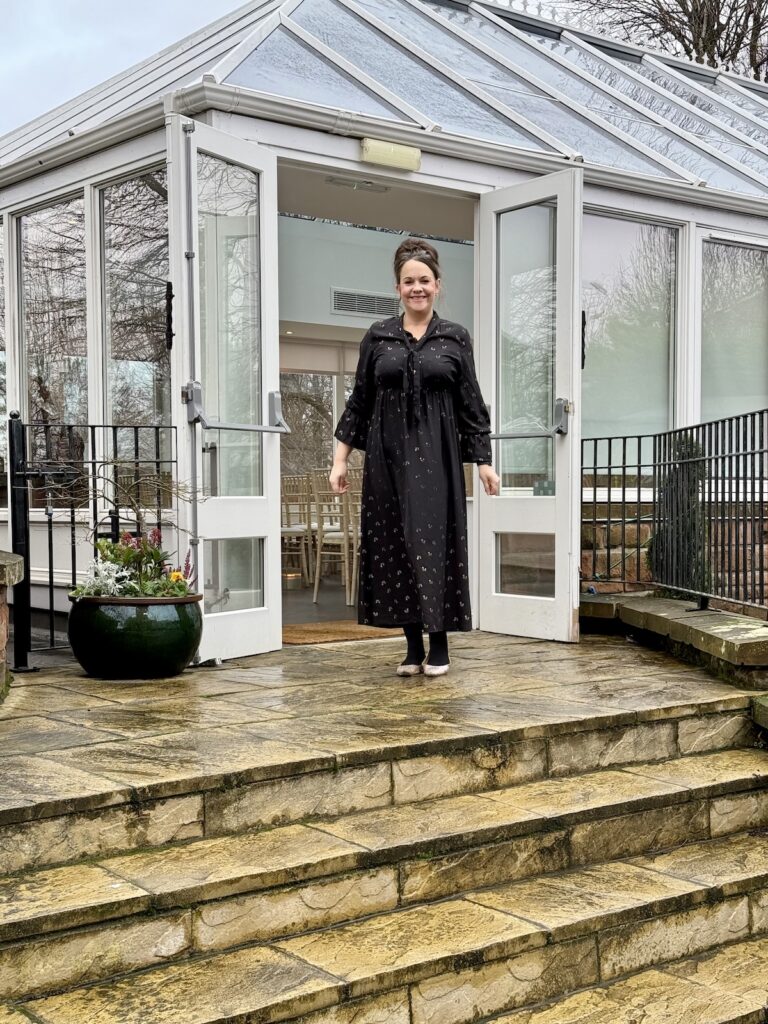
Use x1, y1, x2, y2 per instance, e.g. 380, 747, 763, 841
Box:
332, 288, 399, 318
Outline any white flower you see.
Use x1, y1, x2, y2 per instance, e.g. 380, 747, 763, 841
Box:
71, 559, 140, 598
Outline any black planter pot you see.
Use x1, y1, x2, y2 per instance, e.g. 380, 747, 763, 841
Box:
68, 594, 203, 679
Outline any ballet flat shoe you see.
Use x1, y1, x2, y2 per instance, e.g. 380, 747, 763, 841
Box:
423, 658, 450, 677
396, 661, 424, 677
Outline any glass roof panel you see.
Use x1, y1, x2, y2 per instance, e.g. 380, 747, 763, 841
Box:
531, 33, 767, 195
353, 0, 676, 176
289, 0, 553, 150
695, 75, 768, 125
549, 44, 768, 179
225, 24, 409, 119
626, 60, 768, 148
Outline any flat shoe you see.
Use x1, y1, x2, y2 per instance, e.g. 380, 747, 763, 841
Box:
423, 659, 450, 677
396, 662, 424, 677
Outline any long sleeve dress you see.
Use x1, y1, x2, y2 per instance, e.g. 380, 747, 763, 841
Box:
334, 313, 492, 632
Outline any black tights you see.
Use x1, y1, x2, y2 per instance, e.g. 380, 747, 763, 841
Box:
402, 625, 449, 667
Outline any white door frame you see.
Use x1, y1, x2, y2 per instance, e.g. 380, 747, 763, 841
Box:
476, 168, 583, 642
167, 114, 283, 661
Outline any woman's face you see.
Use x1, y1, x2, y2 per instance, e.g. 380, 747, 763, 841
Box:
396, 259, 440, 317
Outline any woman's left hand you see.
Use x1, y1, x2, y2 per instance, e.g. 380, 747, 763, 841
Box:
478, 464, 500, 496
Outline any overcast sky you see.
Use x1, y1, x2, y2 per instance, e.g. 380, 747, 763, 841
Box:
0, 0, 247, 138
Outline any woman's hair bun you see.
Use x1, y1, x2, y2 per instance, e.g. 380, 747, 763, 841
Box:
394, 237, 441, 282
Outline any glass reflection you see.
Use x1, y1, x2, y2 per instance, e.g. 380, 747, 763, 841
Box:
702, 241, 768, 421
582, 215, 676, 439
20, 196, 88, 425
204, 537, 264, 613
497, 203, 556, 492
280, 372, 335, 476
101, 170, 170, 430
198, 152, 263, 498
496, 532, 555, 596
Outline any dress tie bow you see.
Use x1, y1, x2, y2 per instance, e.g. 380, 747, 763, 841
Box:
403, 346, 422, 426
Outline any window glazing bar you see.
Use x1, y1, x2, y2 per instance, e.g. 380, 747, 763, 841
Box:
207, 2, 291, 82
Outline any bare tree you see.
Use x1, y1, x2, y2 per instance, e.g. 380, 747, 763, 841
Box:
558, 0, 768, 78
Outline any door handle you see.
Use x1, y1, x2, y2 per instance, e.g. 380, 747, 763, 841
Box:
490, 398, 570, 440
182, 381, 291, 434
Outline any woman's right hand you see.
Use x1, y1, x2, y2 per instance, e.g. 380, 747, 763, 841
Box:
329, 459, 349, 494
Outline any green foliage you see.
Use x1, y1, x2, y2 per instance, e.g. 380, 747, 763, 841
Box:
71, 529, 192, 599
647, 434, 711, 597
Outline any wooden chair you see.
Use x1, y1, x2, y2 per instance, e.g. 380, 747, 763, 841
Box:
281, 473, 312, 586
311, 469, 352, 603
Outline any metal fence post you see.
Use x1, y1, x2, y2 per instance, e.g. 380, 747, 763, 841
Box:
9, 413, 32, 671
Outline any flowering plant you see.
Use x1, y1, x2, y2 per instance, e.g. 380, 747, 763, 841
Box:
71, 529, 194, 599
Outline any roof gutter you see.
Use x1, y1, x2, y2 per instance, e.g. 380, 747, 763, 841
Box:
3, 80, 768, 220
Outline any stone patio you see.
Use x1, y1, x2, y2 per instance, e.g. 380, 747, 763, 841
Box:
2, 632, 768, 1023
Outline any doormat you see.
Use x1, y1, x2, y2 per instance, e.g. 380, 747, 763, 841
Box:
282, 621, 401, 645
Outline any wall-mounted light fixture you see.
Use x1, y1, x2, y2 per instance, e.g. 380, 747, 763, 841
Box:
361, 138, 421, 172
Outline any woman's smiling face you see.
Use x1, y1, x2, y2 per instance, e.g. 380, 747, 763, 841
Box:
396, 259, 440, 318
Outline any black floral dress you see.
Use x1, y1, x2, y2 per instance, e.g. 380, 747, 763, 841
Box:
335, 313, 492, 632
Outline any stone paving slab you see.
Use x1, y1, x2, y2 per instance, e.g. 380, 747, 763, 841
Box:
101, 825, 366, 907
24, 946, 339, 1024
0, 863, 150, 942
281, 900, 546, 999
631, 832, 768, 895
497, 965, 764, 1023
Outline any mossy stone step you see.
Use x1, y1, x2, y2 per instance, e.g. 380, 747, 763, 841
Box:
12, 837, 768, 1024
496, 942, 768, 1023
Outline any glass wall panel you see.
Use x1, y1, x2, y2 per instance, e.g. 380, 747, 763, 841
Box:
290, 0, 552, 150
582, 215, 676, 438
198, 152, 263, 498
354, 0, 670, 176
19, 196, 88, 424
101, 169, 170, 432
532, 34, 767, 196
227, 26, 407, 120
701, 241, 768, 421
204, 537, 264, 613
497, 203, 555, 492
0, 220, 5, 505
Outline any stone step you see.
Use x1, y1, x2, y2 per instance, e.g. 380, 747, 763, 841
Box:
3, 669, 758, 875
495, 935, 768, 1024
1, 749, 767, 1001
8, 834, 768, 1023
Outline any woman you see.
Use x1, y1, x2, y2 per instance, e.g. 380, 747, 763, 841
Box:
330, 237, 500, 676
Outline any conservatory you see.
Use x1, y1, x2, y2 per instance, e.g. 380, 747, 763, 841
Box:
2, 0, 768, 659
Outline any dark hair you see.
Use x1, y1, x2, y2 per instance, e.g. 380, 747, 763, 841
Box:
394, 237, 441, 283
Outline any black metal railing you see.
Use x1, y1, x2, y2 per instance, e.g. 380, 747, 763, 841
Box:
581, 409, 768, 611
9, 415, 178, 669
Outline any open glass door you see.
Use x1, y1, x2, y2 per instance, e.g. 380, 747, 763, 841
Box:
477, 169, 582, 642
169, 117, 285, 661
